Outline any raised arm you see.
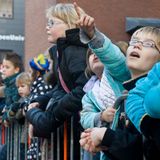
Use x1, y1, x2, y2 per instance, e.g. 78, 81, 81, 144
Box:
74, 2, 95, 39
74, 2, 130, 82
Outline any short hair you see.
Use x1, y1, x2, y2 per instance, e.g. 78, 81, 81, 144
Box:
30, 68, 39, 81
132, 26, 160, 50
46, 3, 85, 29
16, 72, 31, 87
3, 52, 24, 72
85, 48, 95, 79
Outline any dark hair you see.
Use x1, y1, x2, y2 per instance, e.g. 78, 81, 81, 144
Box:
3, 52, 24, 72
30, 68, 39, 82
43, 71, 56, 86
85, 48, 95, 79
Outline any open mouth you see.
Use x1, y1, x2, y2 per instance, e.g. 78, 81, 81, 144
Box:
93, 58, 100, 63
130, 52, 140, 58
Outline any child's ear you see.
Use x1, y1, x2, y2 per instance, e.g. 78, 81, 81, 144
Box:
15, 67, 20, 74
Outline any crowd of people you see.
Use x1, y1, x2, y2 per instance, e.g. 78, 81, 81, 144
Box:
0, 2, 160, 160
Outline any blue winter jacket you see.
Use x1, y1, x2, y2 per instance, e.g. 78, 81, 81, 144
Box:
80, 30, 131, 129
126, 62, 160, 132
80, 30, 131, 160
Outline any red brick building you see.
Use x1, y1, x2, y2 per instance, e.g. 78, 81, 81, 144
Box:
25, 0, 160, 69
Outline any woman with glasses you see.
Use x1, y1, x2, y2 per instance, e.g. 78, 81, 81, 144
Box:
74, 2, 160, 159
25, 3, 88, 159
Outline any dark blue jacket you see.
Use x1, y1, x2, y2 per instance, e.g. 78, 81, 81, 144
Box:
26, 28, 88, 137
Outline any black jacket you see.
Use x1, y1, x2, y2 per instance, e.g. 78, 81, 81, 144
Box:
26, 28, 88, 137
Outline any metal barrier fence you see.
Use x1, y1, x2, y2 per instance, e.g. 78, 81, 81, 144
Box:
0, 95, 129, 160
0, 116, 93, 160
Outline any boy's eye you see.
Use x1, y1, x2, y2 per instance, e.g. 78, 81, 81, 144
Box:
129, 40, 138, 45
143, 41, 154, 47
3, 65, 10, 69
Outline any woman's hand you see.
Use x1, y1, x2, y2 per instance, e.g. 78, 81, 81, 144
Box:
74, 2, 95, 39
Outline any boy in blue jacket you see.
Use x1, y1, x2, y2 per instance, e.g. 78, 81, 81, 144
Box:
126, 61, 160, 149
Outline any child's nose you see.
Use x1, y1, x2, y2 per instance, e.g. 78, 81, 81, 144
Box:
93, 54, 97, 58
133, 42, 142, 50
46, 25, 50, 31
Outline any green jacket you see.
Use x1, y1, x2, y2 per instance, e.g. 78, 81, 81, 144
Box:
4, 73, 20, 109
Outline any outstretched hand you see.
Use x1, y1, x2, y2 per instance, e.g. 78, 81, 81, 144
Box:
74, 2, 95, 39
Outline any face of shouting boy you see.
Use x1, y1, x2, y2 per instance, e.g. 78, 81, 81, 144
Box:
126, 29, 160, 78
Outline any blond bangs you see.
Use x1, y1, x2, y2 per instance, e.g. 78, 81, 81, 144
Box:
16, 72, 31, 87
46, 3, 85, 29
133, 26, 160, 48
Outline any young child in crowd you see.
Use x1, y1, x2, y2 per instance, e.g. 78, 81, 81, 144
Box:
28, 53, 53, 102
81, 41, 128, 160
12, 72, 32, 160
0, 52, 23, 160
81, 42, 128, 130
74, 2, 160, 160
81, 49, 116, 129
0, 52, 23, 126
81, 47, 123, 160
26, 54, 53, 160
16, 72, 31, 99
27, 53, 53, 133
14, 72, 31, 120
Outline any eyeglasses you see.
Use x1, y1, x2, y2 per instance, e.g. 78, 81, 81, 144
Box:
129, 39, 160, 53
47, 19, 64, 28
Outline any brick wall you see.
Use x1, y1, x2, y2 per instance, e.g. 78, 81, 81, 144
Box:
25, 0, 160, 68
